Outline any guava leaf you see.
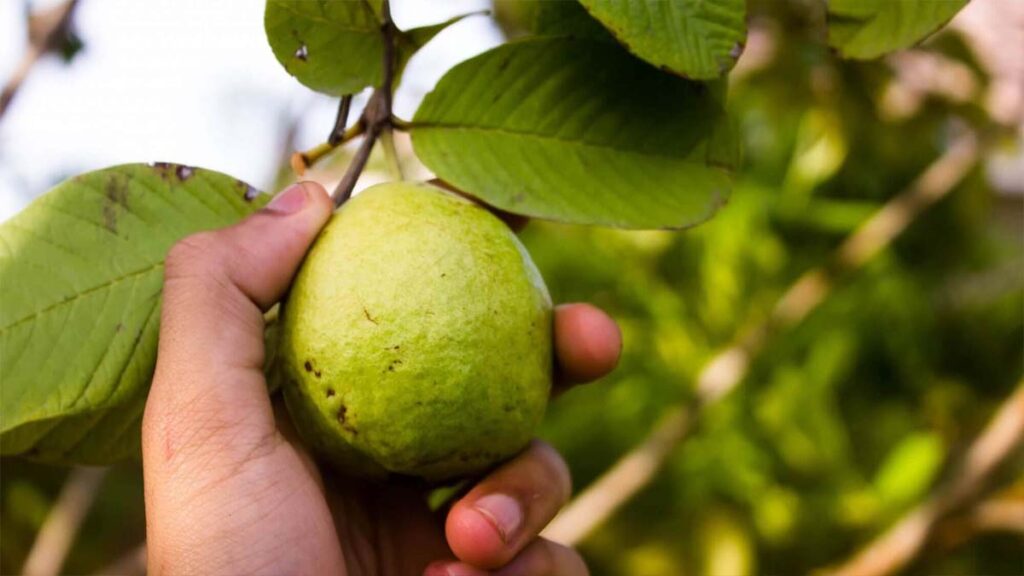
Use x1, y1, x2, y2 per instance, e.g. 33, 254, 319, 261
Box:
264, 0, 383, 95
411, 37, 739, 230
577, 0, 747, 80
264, 0, 469, 95
0, 164, 267, 464
493, 0, 610, 39
827, 0, 968, 59
396, 13, 479, 76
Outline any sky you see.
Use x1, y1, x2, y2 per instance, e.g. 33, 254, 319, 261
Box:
0, 0, 501, 221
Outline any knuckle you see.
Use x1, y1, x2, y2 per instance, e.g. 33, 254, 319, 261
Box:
165, 232, 228, 280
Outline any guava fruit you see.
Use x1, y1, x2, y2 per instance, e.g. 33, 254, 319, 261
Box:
277, 181, 552, 481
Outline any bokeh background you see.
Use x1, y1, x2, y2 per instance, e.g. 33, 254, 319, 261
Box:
2, 0, 1022, 574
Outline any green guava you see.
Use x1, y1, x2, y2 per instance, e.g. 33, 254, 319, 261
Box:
277, 181, 552, 481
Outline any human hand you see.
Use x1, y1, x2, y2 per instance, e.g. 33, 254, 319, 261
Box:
142, 181, 621, 575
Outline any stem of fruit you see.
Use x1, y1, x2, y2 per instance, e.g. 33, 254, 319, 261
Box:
331, 0, 397, 207
290, 121, 364, 176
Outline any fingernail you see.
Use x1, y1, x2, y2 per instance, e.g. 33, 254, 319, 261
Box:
473, 493, 522, 543
264, 183, 309, 214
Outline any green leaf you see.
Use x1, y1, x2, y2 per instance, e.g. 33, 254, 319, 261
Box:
827, 0, 968, 59
264, 0, 469, 95
577, 0, 747, 79
264, 0, 382, 95
411, 37, 738, 230
397, 13, 480, 75
493, 0, 610, 39
366, 0, 385, 22
0, 164, 267, 464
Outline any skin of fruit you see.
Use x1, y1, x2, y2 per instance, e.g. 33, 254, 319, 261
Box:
278, 181, 552, 482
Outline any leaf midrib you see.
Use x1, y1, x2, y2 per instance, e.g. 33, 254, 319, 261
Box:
411, 122, 716, 163
0, 262, 164, 333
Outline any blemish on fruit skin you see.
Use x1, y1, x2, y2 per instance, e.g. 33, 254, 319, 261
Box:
337, 404, 357, 435
362, 306, 379, 325
325, 388, 335, 398
304, 360, 313, 372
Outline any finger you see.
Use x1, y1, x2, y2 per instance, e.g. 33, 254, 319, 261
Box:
445, 441, 572, 569
143, 181, 332, 464
553, 303, 622, 393
425, 538, 588, 576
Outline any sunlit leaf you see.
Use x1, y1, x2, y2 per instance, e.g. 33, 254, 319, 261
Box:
0, 164, 266, 464
411, 37, 739, 230
578, 0, 747, 79
828, 0, 968, 59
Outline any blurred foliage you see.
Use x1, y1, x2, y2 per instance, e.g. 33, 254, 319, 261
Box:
524, 2, 1023, 575
2, 0, 1023, 574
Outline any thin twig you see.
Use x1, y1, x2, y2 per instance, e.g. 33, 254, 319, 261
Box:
22, 466, 108, 576
331, 0, 396, 206
328, 95, 353, 146
0, 0, 80, 120
542, 133, 980, 546
827, 382, 1024, 576
290, 122, 365, 176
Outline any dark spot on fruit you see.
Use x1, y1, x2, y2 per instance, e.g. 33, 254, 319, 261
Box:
440, 273, 446, 278
337, 404, 358, 435
314, 370, 322, 378
304, 360, 313, 372
325, 388, 335, 398
362, 306, 379, 325
503, 403, 514, 413
386, 359, 403, 372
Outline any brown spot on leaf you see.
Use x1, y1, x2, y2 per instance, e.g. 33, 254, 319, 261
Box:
294, 44, 308, 61
103, 176, 129, 232
151, 162, 174, 179
175, 165, 194, 180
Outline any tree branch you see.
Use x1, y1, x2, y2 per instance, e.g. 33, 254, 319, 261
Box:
22, 466, 108, 576
542, 133, 980, 546
0, 0, 81, 120
331, 0, 397, 207
827, 382, 1024, 576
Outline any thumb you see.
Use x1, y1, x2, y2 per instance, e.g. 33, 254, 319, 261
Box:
144, 181, 331, 462
192, 180, 334, 310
